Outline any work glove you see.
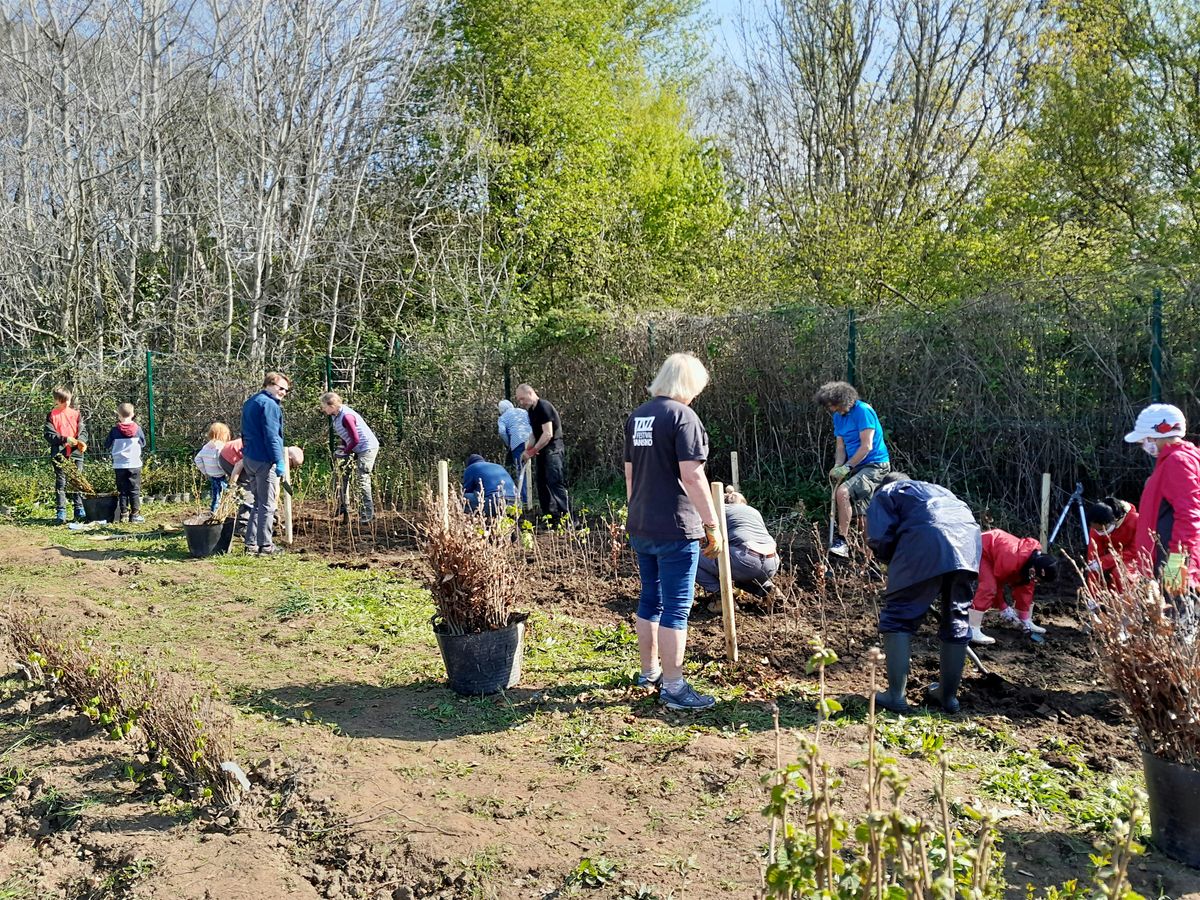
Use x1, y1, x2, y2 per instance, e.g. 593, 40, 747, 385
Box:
701, 523, 724, 560
1163, 551, 1188, 593
274, 460, 286, 479
829, 464, 851, 482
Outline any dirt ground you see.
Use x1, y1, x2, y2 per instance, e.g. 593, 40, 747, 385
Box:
2, 504, 1199, 899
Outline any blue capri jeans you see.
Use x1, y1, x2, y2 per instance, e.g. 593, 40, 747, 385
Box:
630, 536, 701, 631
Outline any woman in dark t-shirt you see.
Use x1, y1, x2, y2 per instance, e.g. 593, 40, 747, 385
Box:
624, 353, 723, 711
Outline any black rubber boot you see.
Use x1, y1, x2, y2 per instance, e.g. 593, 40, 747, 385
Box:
874, 632, 911, 713
926, 642, 967, 714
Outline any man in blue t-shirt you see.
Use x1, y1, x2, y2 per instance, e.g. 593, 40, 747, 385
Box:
814, 381, 892, 558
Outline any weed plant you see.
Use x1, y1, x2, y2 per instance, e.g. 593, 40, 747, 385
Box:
761, 641, 1148, 899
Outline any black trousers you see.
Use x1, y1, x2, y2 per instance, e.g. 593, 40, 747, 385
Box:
115, 468, 142, 520
535, 446, 570, 519
879, 570, 976, 644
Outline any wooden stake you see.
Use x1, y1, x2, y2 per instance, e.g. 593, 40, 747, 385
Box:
730, 451, 740, 491
711, 481, 739, 662
1040, 472, 1051, 551
282, 455, 293, 545
438, 459, 450, 529
523, 458, 533, 509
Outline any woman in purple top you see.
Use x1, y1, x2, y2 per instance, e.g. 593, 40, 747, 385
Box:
624, 353, 723, 711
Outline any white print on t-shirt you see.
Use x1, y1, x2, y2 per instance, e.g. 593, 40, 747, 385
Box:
633, 416, 655, 447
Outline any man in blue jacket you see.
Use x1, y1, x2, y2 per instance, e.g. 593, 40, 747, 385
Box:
240, 372, 290, 554
462, 454, 517, 517
866, 472, 982, 714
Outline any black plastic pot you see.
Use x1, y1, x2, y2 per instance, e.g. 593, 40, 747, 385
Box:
81, 494, 118, 522
1143, 750, 1200, 868
434, 613, 528, 695
183, 518, 236, 558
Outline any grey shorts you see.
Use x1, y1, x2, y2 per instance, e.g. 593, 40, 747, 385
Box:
846, 463, 891, 514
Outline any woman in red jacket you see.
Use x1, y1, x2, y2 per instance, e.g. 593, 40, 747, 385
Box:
969, 529, 1058, 644
1085, 498, 1139, 591
1124, 404, 1200, 594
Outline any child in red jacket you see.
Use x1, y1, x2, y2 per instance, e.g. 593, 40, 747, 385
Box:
43, 386, 89, 524
1085, 498, 1139, 591
969, 529, 1058, 644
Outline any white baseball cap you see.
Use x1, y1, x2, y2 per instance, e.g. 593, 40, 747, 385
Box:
1124, 403, 1186, 442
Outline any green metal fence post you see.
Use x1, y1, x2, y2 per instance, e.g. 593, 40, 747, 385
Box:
145, 350, 157, 453
847, 308, 857, 387
1151, 288, 1164, 403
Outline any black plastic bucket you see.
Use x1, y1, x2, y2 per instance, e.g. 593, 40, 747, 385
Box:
183, 518, 236, 558
1143, 750, 1200, 868
81, 494, 118, 522
434, 614, 528, 695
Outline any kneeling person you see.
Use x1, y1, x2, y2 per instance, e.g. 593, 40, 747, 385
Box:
462, 454, 517, 516
866, 472, 981, 714
695, 488, 779, 599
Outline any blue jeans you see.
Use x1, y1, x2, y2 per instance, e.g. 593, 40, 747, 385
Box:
631, 536, 700, 630
209, 476, 228, 512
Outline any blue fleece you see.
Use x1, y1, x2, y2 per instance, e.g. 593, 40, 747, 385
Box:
240, 390, 285, 465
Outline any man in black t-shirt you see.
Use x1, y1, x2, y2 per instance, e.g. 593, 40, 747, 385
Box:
515, 383, 570, 523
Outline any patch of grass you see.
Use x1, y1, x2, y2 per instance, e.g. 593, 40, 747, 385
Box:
979, 747, 1143, 833
101, 857, 156, 896
463, 846, 507, 899
0, 876, 34, 900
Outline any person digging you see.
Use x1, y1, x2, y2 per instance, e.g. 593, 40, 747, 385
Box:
866, 472, 982, 714
969, 529, 1058, 644
814, 381, 891, 559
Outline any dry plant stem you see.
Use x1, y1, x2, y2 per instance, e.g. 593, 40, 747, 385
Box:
937, 752, 954, 884
768, 703, 781, 867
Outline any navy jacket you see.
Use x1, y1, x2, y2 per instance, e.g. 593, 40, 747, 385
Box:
866, 480, 982, 592
240, 390, 285, 465
462, 461, 516, 506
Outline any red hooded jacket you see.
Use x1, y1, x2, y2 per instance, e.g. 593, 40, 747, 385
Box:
1133, 440, 1200, 588
1086, 501, 1139, 590
972, 529, 1043, 613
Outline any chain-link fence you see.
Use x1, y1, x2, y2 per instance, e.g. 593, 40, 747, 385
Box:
1, 279, 1193, 524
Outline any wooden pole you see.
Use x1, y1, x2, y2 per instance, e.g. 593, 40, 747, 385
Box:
282, 455, 293, 545
1040, 472, 1051, 551
438, 460, 450, 529
523, 458, 533, 509
730, 451, 739, 491
711, 481, 739, 662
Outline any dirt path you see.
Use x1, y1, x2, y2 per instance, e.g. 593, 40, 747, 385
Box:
2, 514, 1199, 899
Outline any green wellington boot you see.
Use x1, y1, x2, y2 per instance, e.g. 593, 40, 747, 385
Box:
875, 632, 911, 713
926, 642, 967, 714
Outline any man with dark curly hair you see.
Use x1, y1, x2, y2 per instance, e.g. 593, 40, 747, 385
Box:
814, 381, 891, 558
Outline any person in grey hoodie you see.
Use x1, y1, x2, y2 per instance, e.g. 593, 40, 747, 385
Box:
240, 372, 290, 554
104, 402, 147, 523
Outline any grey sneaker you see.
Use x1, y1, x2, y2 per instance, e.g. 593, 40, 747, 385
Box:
659, 681, 715, 711
636, 671, 662, 688
829, 537, 850, 558
131, 515, 145, 524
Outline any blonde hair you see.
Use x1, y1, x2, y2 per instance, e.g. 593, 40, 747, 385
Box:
319, 391, 342, 408
52, 387, 72, 403
263, 371, 289, 388
207, 422, 231, 442
649, 353, 709, 404
116, 402, 135, 420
